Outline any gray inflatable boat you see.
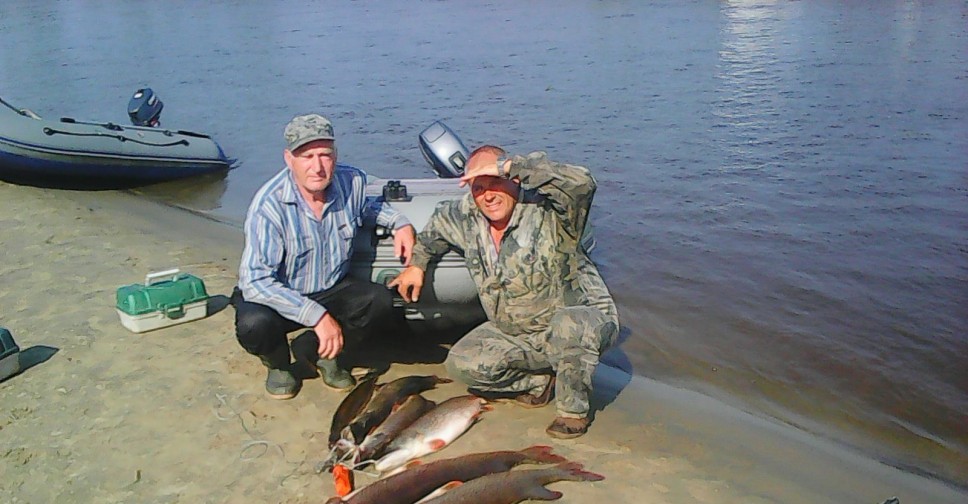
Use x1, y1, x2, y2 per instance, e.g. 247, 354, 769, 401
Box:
0, 94, 230, 183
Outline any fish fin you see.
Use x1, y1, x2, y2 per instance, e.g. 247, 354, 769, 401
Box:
432, 375, 454, 384
520, 445, 567, 464
415, 481, 463, 503
527, 488, 563, 500
374, 449, 414, 474
381, 463, 411, 477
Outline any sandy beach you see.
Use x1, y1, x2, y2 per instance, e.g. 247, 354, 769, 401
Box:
0, 180, 963, 504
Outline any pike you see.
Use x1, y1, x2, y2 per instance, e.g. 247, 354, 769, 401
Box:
374, 395, 488, 473
355, 394, 436, 463
323, 445, 566, 504
345, 375, 451, 444
419, 461, 605, 503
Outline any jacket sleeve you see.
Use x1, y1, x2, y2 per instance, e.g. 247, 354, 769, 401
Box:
238, 205, 326, 327
410, 199, 467, 271
507, 151, 597, 244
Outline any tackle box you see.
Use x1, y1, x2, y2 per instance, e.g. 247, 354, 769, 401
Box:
0, 327, 20, 381
115, 269, 209, 333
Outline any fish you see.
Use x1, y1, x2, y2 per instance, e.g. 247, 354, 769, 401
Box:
418, 461, 605, 503
323, 445, 566, 504
345, 375, 451, 445
330, 375, 380, 448
374, 395, 488, 473
355, 394, 437, 463
315, 375, 381, 474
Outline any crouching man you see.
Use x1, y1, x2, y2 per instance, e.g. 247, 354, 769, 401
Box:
234, 113, 415, 399
390, 146, 619, 438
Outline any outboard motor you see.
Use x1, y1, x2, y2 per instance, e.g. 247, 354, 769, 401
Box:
419, 121, 469, 178
127, 88, 163, 127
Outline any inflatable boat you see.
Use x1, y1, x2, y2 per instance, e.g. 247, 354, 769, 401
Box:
349, 122, 595, 334
0, 92, 231, 183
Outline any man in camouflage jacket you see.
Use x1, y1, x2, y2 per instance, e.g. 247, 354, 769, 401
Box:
389, 145, 619, 438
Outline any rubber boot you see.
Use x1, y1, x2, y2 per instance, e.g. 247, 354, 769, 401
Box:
258, 345, 298, 400
315, 357, 356, 391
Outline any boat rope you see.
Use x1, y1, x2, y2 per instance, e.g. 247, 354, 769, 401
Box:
42, 126, 190, 147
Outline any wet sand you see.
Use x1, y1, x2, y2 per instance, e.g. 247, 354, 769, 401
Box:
0, 181, 963, 504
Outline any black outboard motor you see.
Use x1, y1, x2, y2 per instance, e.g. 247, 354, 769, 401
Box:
127, 88, 163, 127
418, 121, 469, 178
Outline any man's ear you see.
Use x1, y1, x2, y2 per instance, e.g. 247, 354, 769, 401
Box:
511, 176, 521, 185
283, 149, 293, 167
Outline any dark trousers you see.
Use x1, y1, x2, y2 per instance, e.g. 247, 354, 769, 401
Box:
231, 276, 394, 363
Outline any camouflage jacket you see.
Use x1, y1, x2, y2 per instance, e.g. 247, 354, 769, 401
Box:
411, 151, 618, 335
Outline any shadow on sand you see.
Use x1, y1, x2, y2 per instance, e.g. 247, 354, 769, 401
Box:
589, 326, 634, 421
1, 345, 60, 383
287, 320, 477, 383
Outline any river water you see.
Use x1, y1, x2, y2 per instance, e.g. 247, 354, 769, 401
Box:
1, 0, 965, 487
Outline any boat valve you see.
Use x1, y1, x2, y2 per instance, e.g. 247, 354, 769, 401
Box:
381, 180, 411, 202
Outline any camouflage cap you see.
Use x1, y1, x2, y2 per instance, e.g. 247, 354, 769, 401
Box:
284, 113, 335, 152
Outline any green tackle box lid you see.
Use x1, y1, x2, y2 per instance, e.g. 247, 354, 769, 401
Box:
116, 269, 209, 316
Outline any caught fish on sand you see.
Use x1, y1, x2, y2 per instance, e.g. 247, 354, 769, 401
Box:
356, 394, 437, 463
419, 461, 605, 503
316, 375, 380, 473
374, 395, 489, 473
330, 375, 379, 448
317, 375, 450, 473
323, 445, 566, 504
346, 375, 451, 445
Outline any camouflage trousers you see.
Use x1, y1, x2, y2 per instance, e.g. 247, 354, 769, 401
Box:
444, 305, 619, 417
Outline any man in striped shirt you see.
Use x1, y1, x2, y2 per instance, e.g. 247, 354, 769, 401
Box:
233, 114, 415, 399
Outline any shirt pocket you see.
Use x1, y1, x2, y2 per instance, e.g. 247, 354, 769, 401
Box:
335, 222, 356, 259
288, 234, 317, 273
503, 250, 548, 299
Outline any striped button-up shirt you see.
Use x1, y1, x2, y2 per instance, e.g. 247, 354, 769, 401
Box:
239, 165, 409, 326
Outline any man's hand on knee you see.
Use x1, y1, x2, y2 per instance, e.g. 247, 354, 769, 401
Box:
314, 313, 344, 360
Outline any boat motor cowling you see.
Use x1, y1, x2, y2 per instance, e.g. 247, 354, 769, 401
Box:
127, 88, 164, 127
419, 121, 469, 179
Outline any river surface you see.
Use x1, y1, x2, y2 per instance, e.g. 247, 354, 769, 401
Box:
1, 0, 965, 487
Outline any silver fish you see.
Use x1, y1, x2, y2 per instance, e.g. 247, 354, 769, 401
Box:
374, 395, 489, 473
346, 375, 451, 445
356, 394, 436, 463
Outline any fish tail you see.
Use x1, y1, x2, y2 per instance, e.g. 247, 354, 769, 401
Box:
555, 461, 605, 482
520, 445, 567, 464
